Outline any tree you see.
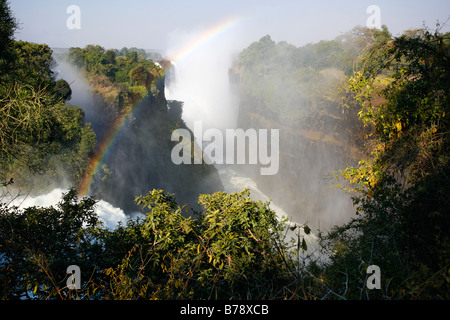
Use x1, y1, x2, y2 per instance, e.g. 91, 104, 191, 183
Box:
53, 79, 72, 101
119, 47, 128, 56
104, 49, 116, 65
327, 27, 450, 299
2, 40, 55, 89
0, 187, 314, 300
129, 65, 150, 87
0, 4, 96, 194
126, 51, 138, 64
0, 83, 96, 191
67, 47, 86, 68
0, 189, 100, 299
0, 0, 17, 73
100, 189, 303, 300
83, 44, 105, 73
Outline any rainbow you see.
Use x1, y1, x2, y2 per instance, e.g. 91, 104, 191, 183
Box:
78, 107, 134, 197
78, 17, 242, 197
168, 16, 241, 63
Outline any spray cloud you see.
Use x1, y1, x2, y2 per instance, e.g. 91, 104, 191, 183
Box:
165, 18, 242, 132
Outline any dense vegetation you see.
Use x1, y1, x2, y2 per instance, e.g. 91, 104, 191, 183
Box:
236, 26, 449, 299
1, 187, 312, 299
0, 2, 95, 195
327, 26, 450, 299
1, 0, 448, 300
67, 45, 164, 114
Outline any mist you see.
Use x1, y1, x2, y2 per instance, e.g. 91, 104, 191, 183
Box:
46, 19, 357, 234
163, 20, 359, 233
54, 58, 110, 143
165, 26, 241, 132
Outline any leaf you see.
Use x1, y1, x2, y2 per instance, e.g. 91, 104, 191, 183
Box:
301, 238, 307, 251
303, 225, 311, 235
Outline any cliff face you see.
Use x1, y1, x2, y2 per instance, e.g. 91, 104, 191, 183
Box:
235, 103, 359, 228
87, 72, 224, 214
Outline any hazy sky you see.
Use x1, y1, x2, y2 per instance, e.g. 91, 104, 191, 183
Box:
9, 0, 450, 52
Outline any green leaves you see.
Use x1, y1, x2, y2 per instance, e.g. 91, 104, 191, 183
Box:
0, 37, 96, 193
0, 189, 101, 299
328, 28, 450, 299
98, 189, 293, 299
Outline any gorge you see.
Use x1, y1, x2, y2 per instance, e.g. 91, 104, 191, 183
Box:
2, 0, 449, 300
20, 29, 363, 233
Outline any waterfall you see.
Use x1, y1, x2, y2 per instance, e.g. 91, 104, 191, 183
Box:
163, 25, 318, 252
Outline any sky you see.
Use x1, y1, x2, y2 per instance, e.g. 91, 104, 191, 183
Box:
9, 0, 450, 53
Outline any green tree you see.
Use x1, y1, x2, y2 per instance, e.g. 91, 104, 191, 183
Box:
326, 27, 450, 299
129, 65, 151, 87
83, 44, 105, 73
4, 41, 55, 89
102, 189, 296, 299
67, 47, 86, 69
0, 0, 17, 74
0, 188, 314, 300
53, 79, 72, 101
119, 47, 128, 56
0, 189, 101, 299
0, 3, 94, 192
126, 51, 138, 64
0, 84, 96, 191
104, 49, 116, 65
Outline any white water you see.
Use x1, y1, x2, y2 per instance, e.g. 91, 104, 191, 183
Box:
7, 188, 136, 230
217, 165, 288, 217
165, 26, 240, 132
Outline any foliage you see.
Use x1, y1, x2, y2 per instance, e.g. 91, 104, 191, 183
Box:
67, 45, 161, 87
0, 83, 96, 192
0, 189, 101, 299
324, 27, 450, 299
7, 41, 55, 87
0, 0, 17, 72
53, 79, 72, 101
67, 45, 163, 119
0, 188, 316, 300
0, 85, 95, 191
116, 189, 293, 300
0, 2, 95, 193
